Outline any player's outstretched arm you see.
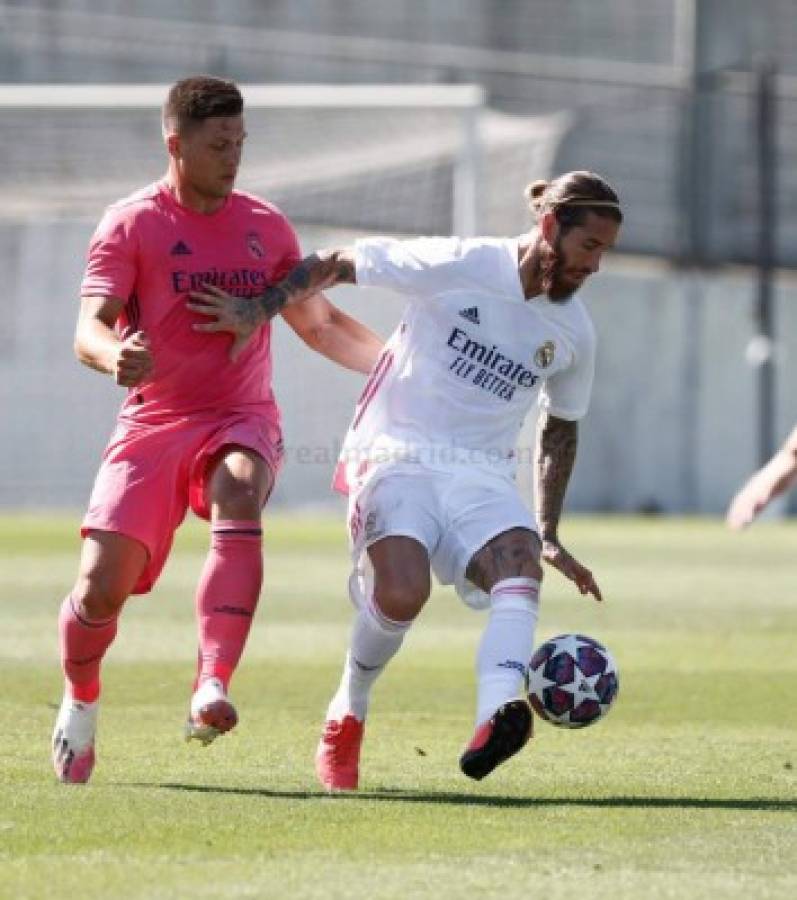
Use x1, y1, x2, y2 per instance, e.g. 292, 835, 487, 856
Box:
188, 248, 356, 361
281, 293, 383, 375
534, 412, 602, 601
75, 295, 153, 387
726, 425, 797, 529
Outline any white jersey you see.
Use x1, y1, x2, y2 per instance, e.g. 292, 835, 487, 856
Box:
334, 235, 596, 493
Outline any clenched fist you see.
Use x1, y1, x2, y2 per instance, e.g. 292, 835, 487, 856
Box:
114, 331, 153, 387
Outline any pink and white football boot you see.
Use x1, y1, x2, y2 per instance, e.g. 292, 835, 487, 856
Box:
52, 695, 99, 784
184, 677, 238, 746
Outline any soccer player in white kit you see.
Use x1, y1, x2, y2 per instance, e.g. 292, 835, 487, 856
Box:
188, 170, 623, 788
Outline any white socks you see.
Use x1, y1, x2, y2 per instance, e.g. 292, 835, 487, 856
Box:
327, 596, 412, 722
475, 577, 540, 726
327, 577, 539, 727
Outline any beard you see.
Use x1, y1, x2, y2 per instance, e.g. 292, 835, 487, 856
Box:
539, 238, 580, 302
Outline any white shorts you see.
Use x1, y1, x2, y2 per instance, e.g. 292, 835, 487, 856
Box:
347, 461, 537, 611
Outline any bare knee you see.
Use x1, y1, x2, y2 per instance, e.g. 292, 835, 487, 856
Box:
208, 447, 271, 521
74, 532, 147, 620
373, 570, 431, 622
72, 575, 128, 620
368, 536, 431, 622
212, 478, 263, 520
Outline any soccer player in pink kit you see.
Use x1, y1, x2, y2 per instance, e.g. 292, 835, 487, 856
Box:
52, 76, 383, 784
189, 171, 622, 789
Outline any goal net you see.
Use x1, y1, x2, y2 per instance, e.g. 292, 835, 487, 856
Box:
0, 83, 489, 233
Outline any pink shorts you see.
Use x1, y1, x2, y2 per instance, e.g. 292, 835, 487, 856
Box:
82, 409, 283, 594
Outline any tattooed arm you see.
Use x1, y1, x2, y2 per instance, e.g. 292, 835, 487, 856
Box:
535, 413, 578, 544
534, 412, 602, 601
187, 248, 356, 361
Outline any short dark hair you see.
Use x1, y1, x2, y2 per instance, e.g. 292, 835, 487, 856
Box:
163, 76, 244, 135
525, 171, 622, 233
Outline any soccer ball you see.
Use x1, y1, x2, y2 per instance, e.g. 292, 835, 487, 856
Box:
527, 633, 619, 728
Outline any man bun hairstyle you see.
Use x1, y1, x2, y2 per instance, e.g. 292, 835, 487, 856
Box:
525, 171, 622, 232
526, 180, 550, 206
163, 75, 244, 136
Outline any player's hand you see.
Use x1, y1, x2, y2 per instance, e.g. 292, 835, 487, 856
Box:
725, 489, 763, 530
187, 285, 261, 362
541, 539, 603, 602
114, 330, 153, 387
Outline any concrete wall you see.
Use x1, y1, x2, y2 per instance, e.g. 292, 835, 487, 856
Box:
3, 1, 797, 266
2, 219, 795, 514
519, 259, 797, 515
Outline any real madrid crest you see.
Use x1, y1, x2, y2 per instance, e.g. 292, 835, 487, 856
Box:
534, 340, 555, 369
246, 231, 266, 260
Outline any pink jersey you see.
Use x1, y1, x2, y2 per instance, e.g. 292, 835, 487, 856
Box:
81, 181, 301, 423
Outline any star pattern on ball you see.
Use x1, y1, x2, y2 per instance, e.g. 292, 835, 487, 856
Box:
528, 633, 619, 728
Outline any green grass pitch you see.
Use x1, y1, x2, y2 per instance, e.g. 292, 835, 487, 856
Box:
1, 512, 796, 899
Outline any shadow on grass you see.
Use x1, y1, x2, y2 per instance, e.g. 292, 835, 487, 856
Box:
127, 782, 797, 812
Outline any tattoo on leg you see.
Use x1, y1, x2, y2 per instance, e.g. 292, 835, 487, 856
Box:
467, 529, 541, 590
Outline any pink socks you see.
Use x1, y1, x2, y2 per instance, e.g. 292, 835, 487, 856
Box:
194, 520, 263, 691
58, 595, 118, 703
59, 518, 263, 703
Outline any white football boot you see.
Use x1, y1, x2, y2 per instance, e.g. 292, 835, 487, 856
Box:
52, 695, 99, 784
184, 677, 238, 746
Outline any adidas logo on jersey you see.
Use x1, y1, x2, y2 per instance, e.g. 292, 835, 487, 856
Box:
459, 306, 480, 325
170, 240, 192, 256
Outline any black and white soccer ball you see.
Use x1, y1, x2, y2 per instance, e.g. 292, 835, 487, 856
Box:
527, 633, 619, 728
